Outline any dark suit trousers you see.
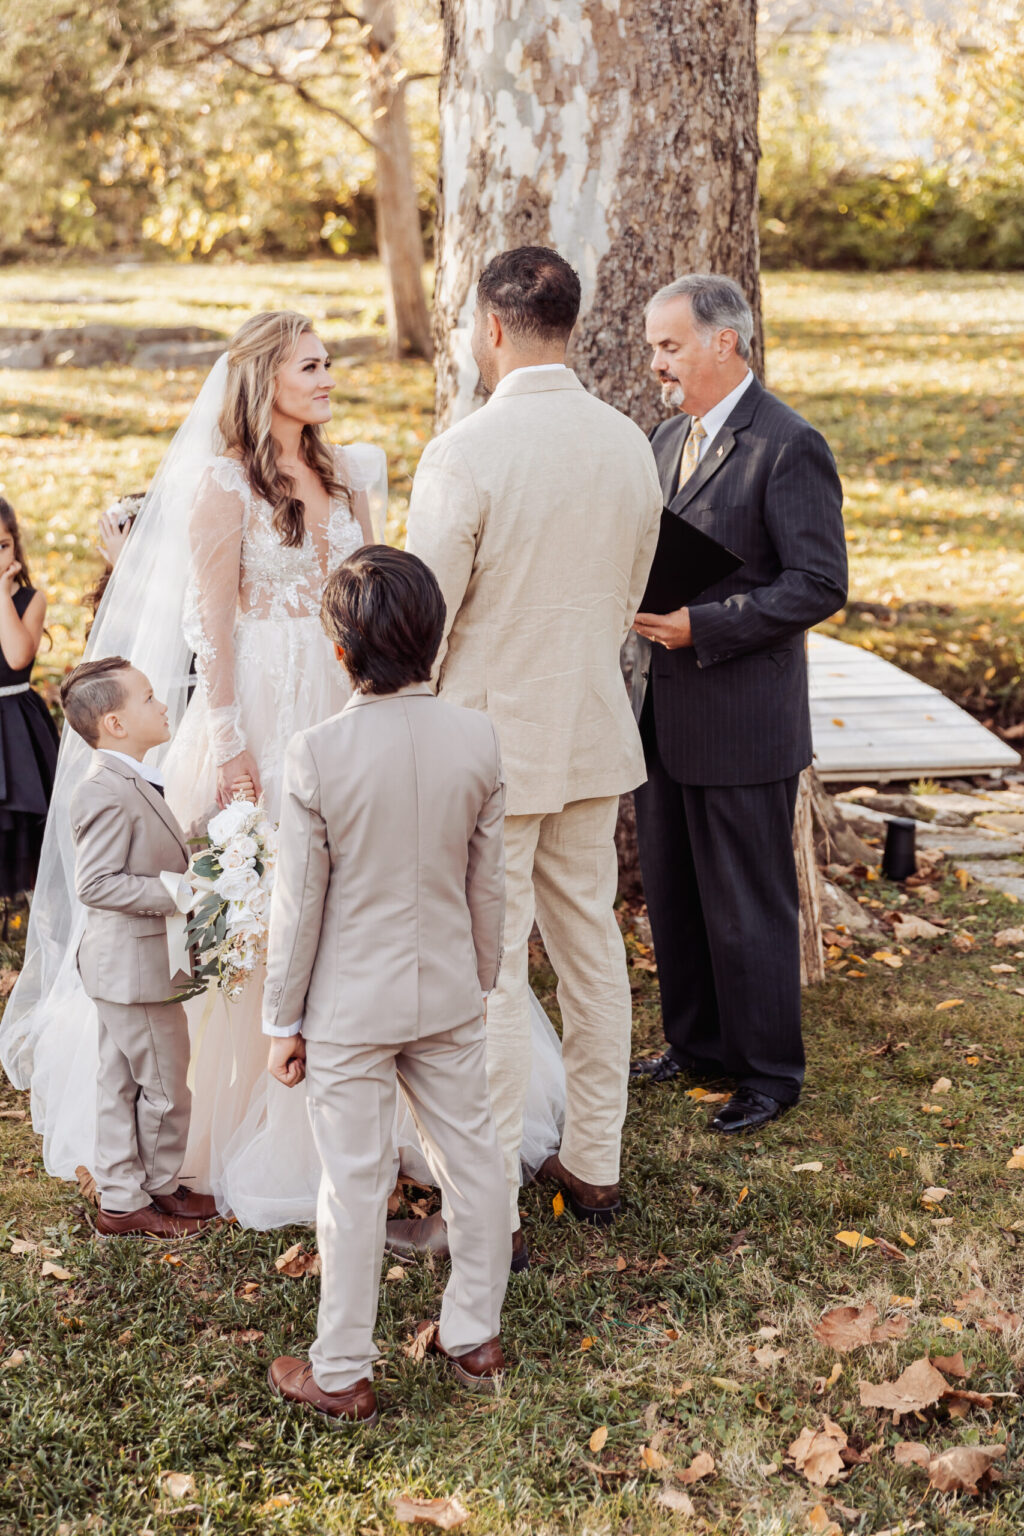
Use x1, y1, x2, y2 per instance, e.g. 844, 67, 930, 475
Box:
635, 692, 805, 1103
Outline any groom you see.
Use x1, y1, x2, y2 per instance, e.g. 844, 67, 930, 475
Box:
395, 246, 662, 1264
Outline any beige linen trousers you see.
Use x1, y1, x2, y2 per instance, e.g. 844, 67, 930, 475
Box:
70, 751, 193, 1212
263, 686, 510, 1390
406, 368, 663, 1224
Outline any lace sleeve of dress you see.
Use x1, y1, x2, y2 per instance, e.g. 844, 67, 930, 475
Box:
183, 463, 247, 766
336, 444, 388, 543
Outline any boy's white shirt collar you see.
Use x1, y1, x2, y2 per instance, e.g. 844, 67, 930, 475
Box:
100, 748, 165, 789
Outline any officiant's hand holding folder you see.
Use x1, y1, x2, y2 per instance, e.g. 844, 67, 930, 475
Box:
639, 508, 743, 614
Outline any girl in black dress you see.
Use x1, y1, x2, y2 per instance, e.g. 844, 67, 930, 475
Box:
0, 496, 59, 911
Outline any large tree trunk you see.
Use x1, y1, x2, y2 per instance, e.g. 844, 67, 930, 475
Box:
364, 0, 433, 361
434, 0, 762, 428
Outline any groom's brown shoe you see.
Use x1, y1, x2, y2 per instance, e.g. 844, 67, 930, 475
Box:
414, 1321, 507, 1394
95, 1202, 204, 1239
152, 1185, 219, 1221
536, 1154, 620, 1226
268, 1357, 378, 1427
385, 1211, 530, 1273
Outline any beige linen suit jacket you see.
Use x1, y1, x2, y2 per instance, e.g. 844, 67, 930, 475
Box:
71, 753, 192, 1006
263, 684, 506, 1042
405, 368, 663, 815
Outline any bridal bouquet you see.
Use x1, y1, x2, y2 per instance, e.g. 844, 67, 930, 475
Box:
177, 797, 278, 1002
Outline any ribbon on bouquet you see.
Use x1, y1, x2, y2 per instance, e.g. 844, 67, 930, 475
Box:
159, 869, 195, 981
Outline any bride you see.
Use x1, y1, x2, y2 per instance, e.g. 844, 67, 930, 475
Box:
1, 310, 564, 1229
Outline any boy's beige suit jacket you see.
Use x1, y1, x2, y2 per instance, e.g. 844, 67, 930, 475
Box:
405, 368, 663, 815
70, 752, 191, 1005
263, 685, 505, 1042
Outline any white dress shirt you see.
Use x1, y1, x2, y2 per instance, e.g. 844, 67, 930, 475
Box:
100, 749, 165, 788
694, 369, 754, 460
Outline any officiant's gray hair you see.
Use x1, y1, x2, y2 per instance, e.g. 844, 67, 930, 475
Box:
645, 275, 753, 360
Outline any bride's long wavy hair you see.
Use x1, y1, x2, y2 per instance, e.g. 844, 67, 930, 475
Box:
219, 310, 349, 549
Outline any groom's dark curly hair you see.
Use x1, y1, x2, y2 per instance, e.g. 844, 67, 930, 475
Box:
321, 546, 446, 695
476, 246, 581, 344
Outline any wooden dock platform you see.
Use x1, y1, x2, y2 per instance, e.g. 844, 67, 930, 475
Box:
808, 632, 1021, 783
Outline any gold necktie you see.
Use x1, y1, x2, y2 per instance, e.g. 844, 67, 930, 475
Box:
676, 418, 707, 493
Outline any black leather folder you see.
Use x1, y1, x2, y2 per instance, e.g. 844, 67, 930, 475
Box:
639, 509, 744, 615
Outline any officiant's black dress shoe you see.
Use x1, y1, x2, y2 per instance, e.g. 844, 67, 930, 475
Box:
385, 1210, 530, 1273
709, 1088, 786, 1135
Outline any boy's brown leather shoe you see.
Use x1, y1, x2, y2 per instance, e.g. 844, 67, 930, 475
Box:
414, 1321, 507, 1394
95, 1203, 204, 1239
268, 1357, 379, 1426
152, 1185, 219, 1220
535, 1154, 620, 1225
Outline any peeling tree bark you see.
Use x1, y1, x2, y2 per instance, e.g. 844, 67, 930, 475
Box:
364, 0, 433, 361
434, 0, 761, 428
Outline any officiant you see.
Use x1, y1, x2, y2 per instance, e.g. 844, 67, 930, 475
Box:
630, 274, 847, 1133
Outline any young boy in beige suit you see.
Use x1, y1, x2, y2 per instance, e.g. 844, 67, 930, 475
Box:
264, 546, 510, 1428
61, 656, 220, 1239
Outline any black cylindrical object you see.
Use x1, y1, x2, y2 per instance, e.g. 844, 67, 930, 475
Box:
882, 816, 918, 881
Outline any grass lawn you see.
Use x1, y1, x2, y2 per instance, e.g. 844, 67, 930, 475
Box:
2, 265, 1024, 1534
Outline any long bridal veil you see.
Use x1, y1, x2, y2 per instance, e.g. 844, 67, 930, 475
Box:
0, 354, 388, 1182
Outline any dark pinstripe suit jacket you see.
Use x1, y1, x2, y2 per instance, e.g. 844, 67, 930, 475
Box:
644, 377, 847, 785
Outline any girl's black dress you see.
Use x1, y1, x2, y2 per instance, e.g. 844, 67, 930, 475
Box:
0, 586, 60, 897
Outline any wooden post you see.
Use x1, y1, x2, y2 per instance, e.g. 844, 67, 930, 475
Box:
794, 768, 825, 986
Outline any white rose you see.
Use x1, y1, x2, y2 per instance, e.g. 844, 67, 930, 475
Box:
220, 845, 247, 873
225, 900, 256, 933
214, 866, 260, 902
247, 887, 269, 919
207, 800, 254, 844
226, 834, 258, 861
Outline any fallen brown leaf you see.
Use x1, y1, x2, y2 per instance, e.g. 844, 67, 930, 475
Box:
159, 1472, 196, 1499
1, 1350, 27, 1370
935, 998, 964, 1011
386, 1265, 408, 1282
930, 1077, 952, 1095
677, 1450, 715, 1485
75, 1166, 98, 1206
10, 1238, 37, 1255
40, 1261, 72, 1282
786, 1419, 848, 1486
656, 1488, 696, 1515
926, 1444, 1005, 1494
893, 916, 944, 942
993, 927, 1024, 947
258, 1494, 294, 1513
873, 1237, 908, 1262
403, 1321, 437, 1363
931, 1351, 967, 1379
0, 1108, 26, 1120
589, 1426, 608, 1454
752, 1345, 787, 1368
945, 1388, 994, 1418
859, 1356, 949, 1413
391, 1494, 470, 1529
806, 1505, 842, 1536
834, 1230, 875, 1251
229, 1328, 264, 1344
640, 1444, 667, 1470
274, 1242, 320, 1278
893, 1441, 931, 1467
813, 1303, 908, 1353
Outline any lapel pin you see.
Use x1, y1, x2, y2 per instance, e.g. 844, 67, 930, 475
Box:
716, 445, 724, 457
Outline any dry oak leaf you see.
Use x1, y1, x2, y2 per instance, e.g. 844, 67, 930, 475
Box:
403, 1321, 438, 1363
656, 1489, 696, 1516
858, 1356, 949, 1413
159, 1472, 196, 1499
926, 1445, 1005, 1495
893, 1441, 931, 1468
993, 927, 1024, 947
391, 1494, 470, 1530
893, 916, 944, 942
589, 1426, 608, 1454
75, 1166, 98, 1206
753, 1345, 787, 1368
40, 1261, 72, 1282
274, 1242, 320, 1278
813, 1304, 908, 1353
678, 1450, 716, 1485
786, 1420, 848, 1487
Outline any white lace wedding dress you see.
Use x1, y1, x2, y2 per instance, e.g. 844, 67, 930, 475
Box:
1, 385, 564, 1228
167, 450, 564, 1228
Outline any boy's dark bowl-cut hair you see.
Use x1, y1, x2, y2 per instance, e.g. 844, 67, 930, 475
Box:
321, 545, 446, 695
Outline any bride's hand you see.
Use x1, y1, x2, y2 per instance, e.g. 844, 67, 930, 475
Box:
217, 750, 262, 808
